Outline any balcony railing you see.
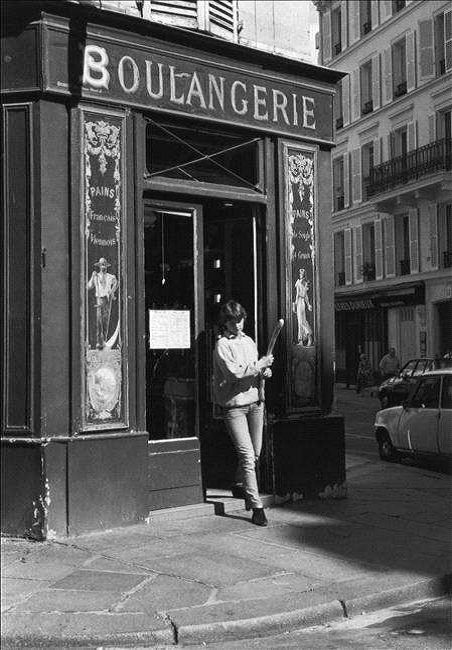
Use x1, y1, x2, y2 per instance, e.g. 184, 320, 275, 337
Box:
368, 138, 452, 197
444, 251, 452, 268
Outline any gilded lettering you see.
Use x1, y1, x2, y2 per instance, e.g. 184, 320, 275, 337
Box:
186, 71, 207, 108
253, 85, 268, 121
272, 89, 289, 125
231, 80, 248, 115
302, 96, 316, 129
118, 55, 139, 94
83, 45, 110, 90
145, 60, 164, 99
169, 66, 188, 105
208, 74, 225, 110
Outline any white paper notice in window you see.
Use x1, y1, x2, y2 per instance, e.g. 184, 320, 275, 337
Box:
149, 310, 191, 349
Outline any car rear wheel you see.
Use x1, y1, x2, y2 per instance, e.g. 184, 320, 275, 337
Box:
377, 429, 398, 462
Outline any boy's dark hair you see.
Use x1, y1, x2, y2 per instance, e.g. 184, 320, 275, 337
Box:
217, 300, 247, 334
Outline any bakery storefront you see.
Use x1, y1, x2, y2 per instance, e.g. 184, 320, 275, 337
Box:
1, 2, 345, 537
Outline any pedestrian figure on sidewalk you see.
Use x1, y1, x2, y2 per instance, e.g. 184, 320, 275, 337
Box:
212, 300, 274, 527
356, 353, 372, 396
379, 347, 401, 381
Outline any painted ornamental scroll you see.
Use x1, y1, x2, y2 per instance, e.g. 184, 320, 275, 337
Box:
282, 142, 318, 410
81, 110, 128, 429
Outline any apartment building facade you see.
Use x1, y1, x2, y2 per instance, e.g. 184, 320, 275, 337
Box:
315, 0, 451, 384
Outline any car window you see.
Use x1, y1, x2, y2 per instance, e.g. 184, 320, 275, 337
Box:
401, 360, 417, 377
441, 376, 452, 409
412, 360, 427, 376
410, 376, 441, 408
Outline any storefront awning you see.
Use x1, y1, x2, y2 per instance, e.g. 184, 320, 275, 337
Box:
335, 282, 425, 311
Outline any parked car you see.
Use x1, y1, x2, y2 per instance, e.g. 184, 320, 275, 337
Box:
378, 357, 438, 408
375, 370, 452, 463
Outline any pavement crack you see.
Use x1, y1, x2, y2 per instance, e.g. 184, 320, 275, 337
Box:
160, 612, 179, 644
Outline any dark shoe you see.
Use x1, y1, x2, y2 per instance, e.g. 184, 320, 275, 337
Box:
251, 508, 268, 527
231, 485, 247, 499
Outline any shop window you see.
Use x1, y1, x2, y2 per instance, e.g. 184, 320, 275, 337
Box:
334, 231, 346, 286
361, 141, 374, 200
360, 0, 372, 36
146, 116, 260, 189
395, 214, 410, 275
392, 38, 407, 98
333, 156, 345, 211
332, 6, 342, 56
360, 61, 373, 115
362, 222, 376, 281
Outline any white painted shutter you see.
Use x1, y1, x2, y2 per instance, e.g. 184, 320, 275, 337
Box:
380, 0, 392, 23
342, 74, 350, 126
351, 148, 362, 204
382, 47, 392, 105
429, 203, 439, 270
344, 153, 350, 208
409, 208, 419, 273
384, 215, 396, 277
445, 9, 452, 72
354, 225, 363, 283
371, 0, 379, 29
406, 31, 416, 92
418, 18, 435, 82
428, 114, 436, 143
207, 0, 238, 42
351, 69, 360, 122
341, 1, 348, 49
375, 217, 383, 280
323, 10, 332, 64
349, 1, 359, 45
407, 121, 417, 151
345, 227, 352, 285
146, 0, 198, 28
372, 54, 381, 110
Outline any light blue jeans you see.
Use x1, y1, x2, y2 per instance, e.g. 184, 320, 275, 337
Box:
223, 401, 264, 509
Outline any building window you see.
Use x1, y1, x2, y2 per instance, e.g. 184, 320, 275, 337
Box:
392, 38, 407, 97
362, 222, 376, 281
360, 61, 373, 115
392, 0, 406, 14
332, 6, 342, 56
360, 0, 372, 36
334, 231, 346, 286
390, 125, 408, 158
395, 214, 410, 275
333, 156, 345, 211
434, 9, 452, 76
335, 80, 344, 130
439, 204, 452, 268
361, 141, 374, 201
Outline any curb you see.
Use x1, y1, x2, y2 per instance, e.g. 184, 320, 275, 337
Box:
2, 574, 450, 647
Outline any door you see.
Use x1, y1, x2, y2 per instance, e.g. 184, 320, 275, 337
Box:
144, 200, 205, 509
397, 375, 441, 453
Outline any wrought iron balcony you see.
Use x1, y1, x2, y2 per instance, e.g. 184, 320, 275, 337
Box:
368, 138, 452, 197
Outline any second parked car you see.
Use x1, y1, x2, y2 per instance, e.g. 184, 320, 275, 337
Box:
378, 357, 438, 408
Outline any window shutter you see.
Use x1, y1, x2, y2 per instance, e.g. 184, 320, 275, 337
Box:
407, 121, 417, 151
384, 215, 395, 277
371, 0, 379, 29
428, 114, 436, 143
429, 203, 439, 270
409, 208, 419, 273
373, 137, 381, 165
323, 10, 332, 64
372, 54, 381, 110
341, 1, 348, 49
382, 47, 392, 105
445, 9, 452, 72
418, 19, 435, 82
146, 0, 198, 28
351, 69, 360, 122
351, 148, 362, 204
207, 0, 238, 42
406, 31, 416, 91
345, 227, 352, 285
349, 1, 359, 45
342, 74, 350, 126
344, 154, 350, 208
354, 225, 363, 283
380, 0, 392, 23
375, 217, 383, 279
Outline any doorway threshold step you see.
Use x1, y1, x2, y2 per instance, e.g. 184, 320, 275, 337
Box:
206, 489, 275, 516
147, 502, 214, 523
